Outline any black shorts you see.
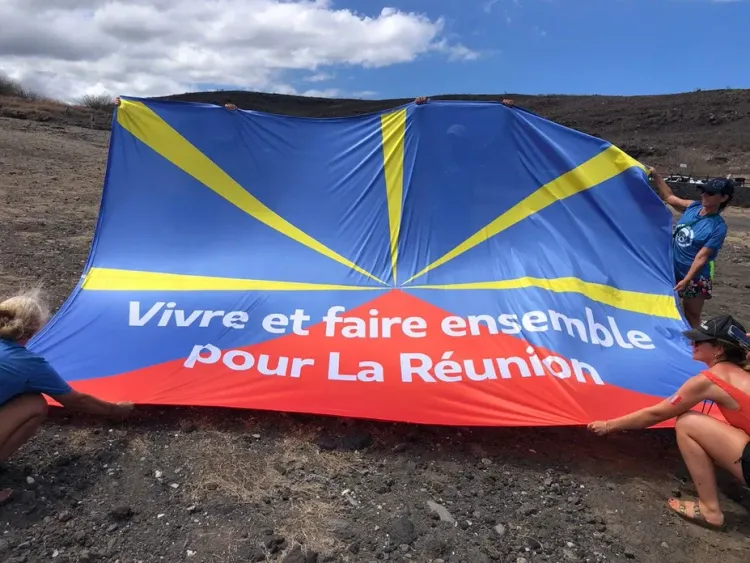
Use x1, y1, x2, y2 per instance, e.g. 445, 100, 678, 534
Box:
743, 442, 750, 486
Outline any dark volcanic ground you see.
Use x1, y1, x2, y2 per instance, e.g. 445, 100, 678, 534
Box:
1, 95, 750, 563
2, 87, 750, 176
161, 89, 750, 178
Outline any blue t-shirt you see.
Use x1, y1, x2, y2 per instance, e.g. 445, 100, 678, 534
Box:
672, 201, 727, 280
0, 338, 72, 405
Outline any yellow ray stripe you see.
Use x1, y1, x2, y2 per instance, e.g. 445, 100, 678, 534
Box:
409, 277, 680, 319
116, 99, 386, 286
403, 145, 645, 285
380, 108, 407, 285
82, 267, 385, 292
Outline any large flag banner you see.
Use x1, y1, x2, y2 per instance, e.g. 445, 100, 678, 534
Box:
29, 97, 705, 427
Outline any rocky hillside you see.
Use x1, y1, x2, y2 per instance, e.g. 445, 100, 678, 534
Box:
2, 87, 749, 177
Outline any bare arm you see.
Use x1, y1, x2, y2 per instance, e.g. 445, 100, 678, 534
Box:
680, 246, 713, 283
649, 168, 693, 212
51, 390, 133, 417
590, 375, 711, 434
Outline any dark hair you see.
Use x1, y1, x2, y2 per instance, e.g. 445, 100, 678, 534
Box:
719, 193, 733, 211
705, 178, 736, 212
721, 346, 746, 366
714, 339, 748, 367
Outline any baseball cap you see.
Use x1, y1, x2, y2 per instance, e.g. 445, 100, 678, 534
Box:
682, 314, 747, 348
700, 177, 735, 197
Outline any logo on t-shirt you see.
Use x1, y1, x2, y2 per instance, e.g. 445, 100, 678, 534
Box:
674, 225, 694, 248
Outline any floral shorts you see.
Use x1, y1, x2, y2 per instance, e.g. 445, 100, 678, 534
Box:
678, 275, 712, 300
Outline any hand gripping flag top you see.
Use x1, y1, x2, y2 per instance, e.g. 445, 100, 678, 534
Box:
28, 97, 705, 427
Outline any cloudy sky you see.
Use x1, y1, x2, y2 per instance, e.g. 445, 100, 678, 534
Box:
0, 0, 747, 103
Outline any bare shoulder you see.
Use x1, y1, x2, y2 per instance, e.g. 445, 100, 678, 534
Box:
685, 371, 713, 387
672, 372, 713, 397
700, 364, 750, 400
722, 364, 750, 391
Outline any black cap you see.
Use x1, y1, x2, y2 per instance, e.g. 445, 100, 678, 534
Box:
701, 177, 735, 197
682, 314, 747, 347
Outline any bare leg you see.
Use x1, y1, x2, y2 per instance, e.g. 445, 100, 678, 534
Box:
682, 297, 704, 329
667, 411, 750, 526
0, 393, 48, 501
0, 394, 48, 462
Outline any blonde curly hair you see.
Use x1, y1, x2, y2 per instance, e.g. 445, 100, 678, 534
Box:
0, 288, 50, 342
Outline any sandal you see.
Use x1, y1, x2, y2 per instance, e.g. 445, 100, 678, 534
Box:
667, 497, 726, 531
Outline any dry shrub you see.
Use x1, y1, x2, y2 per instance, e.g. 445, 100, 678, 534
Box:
80, 93, 115, 110
0, 95, 67, 121
190, 430, 353, 500
0, 74, 30, 98
0, 74, 52, 103
65, 428, 100, 449
185, 426, 358, 554
126, 436, 152, 458
0, 94, 113, 130
276, 500, 340, 555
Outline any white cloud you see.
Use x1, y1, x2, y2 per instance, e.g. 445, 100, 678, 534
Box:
484, 0, 524, 13
297, 88, 341, 98
304, 72, 336, 83
483, 0, 500, 12
0, 0, 477, 102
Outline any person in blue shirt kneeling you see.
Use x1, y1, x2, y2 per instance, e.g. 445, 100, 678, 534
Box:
649, 169, 734, 328
0, 290, 134, 504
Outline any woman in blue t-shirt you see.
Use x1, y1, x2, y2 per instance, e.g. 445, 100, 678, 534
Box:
649, 169, 734, 328
0, 291, 134, 504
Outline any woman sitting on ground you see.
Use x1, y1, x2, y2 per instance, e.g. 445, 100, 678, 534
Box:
589, 314, 750, 531
0, 290, 134, 504
649, 168, 734, 328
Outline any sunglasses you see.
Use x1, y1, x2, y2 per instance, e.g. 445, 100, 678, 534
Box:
690, 335, 749, 352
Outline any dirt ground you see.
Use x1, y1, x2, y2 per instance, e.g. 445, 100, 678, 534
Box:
3, 87, 750, 177
1, 102, 750, 563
